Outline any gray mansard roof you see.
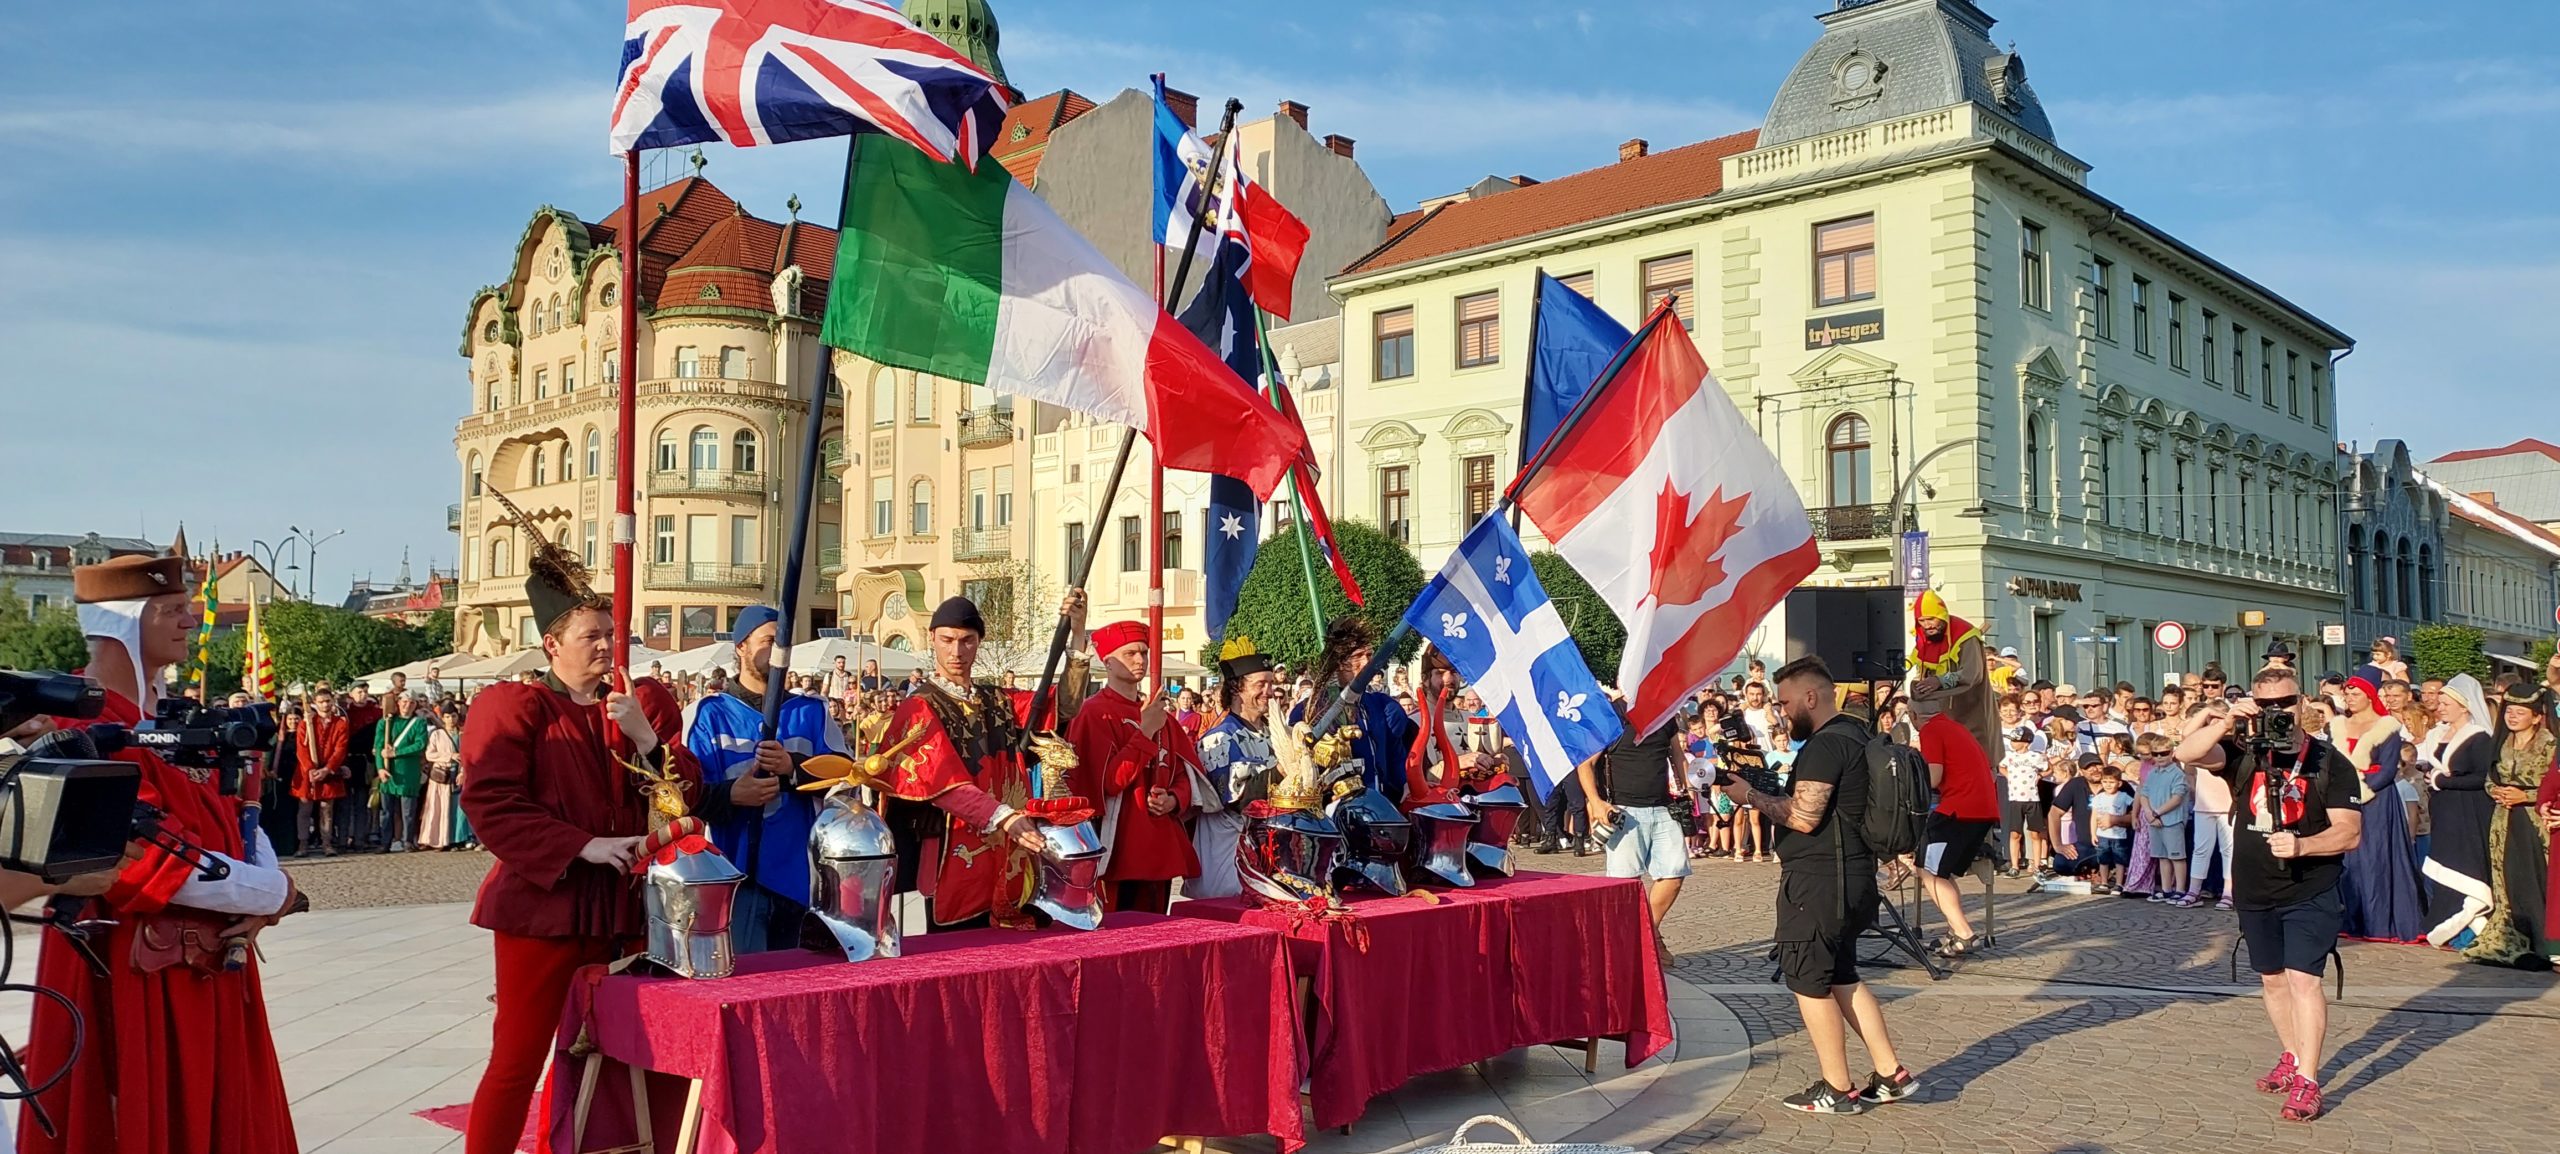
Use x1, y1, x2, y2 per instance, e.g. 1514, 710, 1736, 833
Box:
1761, 0, 2058, 150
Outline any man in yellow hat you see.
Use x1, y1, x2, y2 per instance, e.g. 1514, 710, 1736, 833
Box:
1908, 590, 2000, 766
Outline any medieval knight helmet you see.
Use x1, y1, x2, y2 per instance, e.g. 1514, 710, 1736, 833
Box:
1240, 809, 1345, 904
642, 841, 745, 980
1405, 801, 1480, 888
1328, 788, 1412, 896
803, 786, 901, 962
1030, 818, 1108, 930
1461, 783, 1530, 877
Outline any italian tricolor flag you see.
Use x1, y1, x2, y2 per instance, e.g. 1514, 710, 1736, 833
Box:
821, 135, 1305, 498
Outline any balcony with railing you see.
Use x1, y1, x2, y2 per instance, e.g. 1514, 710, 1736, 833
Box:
818, 545, 844, 575
958, 405, 1016, 449
1807, 503, 1912, 542
646, 562, 767, 591
955, 526, 1011, 562
446, 503, 463, 532
636, 375, 792, 403
649, 469, 768, 498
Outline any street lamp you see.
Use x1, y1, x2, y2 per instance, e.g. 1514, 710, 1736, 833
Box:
250, 538, 304, 600
289, 525, 348, 605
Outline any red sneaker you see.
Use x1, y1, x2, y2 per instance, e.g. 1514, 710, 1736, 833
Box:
2256, 1052, 2298, 1094
2280, 1077, 2324, 1122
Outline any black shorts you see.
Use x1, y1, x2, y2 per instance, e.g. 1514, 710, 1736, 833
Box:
2000, 799, 2039, 838
2239, 888, 2344, 977
1774, 868, 1878, 996
1921, 813, 1997, 878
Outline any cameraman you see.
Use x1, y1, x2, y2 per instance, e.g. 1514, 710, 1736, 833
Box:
2173, 665, 2361, 1124
22, 555, 303, 1153
1722, 657, 1915, 1115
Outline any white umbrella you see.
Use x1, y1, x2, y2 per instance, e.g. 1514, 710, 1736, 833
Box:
651, 644, 733, 677
787, 637, 927, 677
358, 654, 454, 693
441, 649, 547, 681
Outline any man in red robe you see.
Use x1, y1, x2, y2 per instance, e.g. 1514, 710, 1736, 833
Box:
22, 554, 303, 1154
875, 594, 1085, 929
1067, 620, 1200, 914
457, 535, 699, 1154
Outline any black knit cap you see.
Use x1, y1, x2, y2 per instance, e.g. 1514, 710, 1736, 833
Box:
928, 595, 985, 636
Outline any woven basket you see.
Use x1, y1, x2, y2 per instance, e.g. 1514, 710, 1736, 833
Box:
1413, 1115, 1645, 1154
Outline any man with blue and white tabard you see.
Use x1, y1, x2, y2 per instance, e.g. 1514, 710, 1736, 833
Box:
683, 605, 847, 953
1194, 637, 1282, 899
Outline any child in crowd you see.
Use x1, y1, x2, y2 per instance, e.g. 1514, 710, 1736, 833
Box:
2000, 726, 2047, 879
2088, 765, 2134, 893
2133, 731, 2192, 904
1684, 716, 1719, 858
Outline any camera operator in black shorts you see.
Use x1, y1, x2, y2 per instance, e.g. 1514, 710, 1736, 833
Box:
2172, 664, 2361, 1123
1722, 656, 1917, 1115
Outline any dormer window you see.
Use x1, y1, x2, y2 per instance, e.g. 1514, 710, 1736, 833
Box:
1830, 50, 1886, 111
1987, 52, 2028, 111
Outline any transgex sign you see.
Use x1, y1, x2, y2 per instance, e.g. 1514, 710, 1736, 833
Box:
1805, 308, 1885, 349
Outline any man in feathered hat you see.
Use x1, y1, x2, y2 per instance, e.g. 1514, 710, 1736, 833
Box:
1067, 619, 1202, 914
870, 592, 1089, 929
20, 552, 303, 1154
457, 505, 698, 1154
1908, 589, 2001, 763
1193, 636, 1281, 899
681, 604, 849, 953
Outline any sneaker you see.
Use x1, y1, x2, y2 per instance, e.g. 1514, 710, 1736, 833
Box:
2256, 1051, 2299, 1094
2147, 891, 2170, 903
1780, 1080, 1870, 1115
2280, 1077, 2324, 1122
1858, 1066, 1919, 1103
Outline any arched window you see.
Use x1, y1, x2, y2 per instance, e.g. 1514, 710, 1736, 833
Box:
910, 478, 934, 535
2418, 544, 2437, 619
912, 377, 934, 423
2022, 417, 2042, 511
2136, 446, 2154, 534
2397, 540, 2415, 618
2374, 534, 2395, 615
2347, 526, 2366, 611
530, 446, 549, 486
601, 350, 619, 385
601, 283, 617, 308
584, 428, 601, 477
2172, 457, 2190, 540
1825, 414, 1872, 508
468, 451, 484, 497
655, 430, 678, 472
689, 426, 719, 472
2203, 466, 2222, 546
550, 295, 564, 330
491, 537, 511, 577
871, 369, 896, 427
529, 306, 543, 337
733, 429, 759, 474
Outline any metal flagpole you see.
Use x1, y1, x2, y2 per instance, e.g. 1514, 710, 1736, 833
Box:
1022, 97, 1244, 738
1507, 269, 1548, 537
1309, 299, 1678, 739
612, 150, 640, 677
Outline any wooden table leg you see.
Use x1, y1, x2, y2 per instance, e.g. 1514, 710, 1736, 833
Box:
571, 1052, 603, 1151
628, 1061, 656, 1153
671, 1079, 706, 1154
1583, 1037, 1601, 1073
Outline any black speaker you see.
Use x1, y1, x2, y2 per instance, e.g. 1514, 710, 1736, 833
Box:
1782, 587, 1906, 682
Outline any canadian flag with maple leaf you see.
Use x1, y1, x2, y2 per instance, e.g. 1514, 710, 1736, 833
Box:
1514, 303, 1820, 737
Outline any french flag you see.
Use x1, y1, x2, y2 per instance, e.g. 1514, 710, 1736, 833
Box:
1513, 305, 1819, 737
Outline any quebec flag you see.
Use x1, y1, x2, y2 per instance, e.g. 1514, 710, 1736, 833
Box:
1402, 514, 1625, 800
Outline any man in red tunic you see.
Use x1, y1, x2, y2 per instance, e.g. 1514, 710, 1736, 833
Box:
21, 554, 303, 1154
457, 539, 697, 1154
875, 594, 1083, 929
1067, 621, 1200, 914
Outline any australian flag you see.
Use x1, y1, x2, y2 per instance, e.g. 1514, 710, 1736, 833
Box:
1403, 515, 1624, 801
1178, 244, 1266, 640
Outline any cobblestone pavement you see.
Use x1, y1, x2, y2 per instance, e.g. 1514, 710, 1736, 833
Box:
284, 846, 2560, 1153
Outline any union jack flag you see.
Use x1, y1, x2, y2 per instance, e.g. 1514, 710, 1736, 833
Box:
610, 0, 1010, 164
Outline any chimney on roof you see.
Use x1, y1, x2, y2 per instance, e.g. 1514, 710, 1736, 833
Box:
1324, 133, 1356, 159
1620, 138, 1650, 162
1278, 100, 1311, 131
1162, 86, 1199, 130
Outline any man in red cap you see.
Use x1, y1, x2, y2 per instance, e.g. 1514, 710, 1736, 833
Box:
457, 516, 699, 1154
1067, 620, 1202, 913
22, 553, 303, 1154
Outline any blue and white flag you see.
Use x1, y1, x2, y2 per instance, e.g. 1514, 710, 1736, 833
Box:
1402, 514, 1624, 801
1150, 74, 1217, 255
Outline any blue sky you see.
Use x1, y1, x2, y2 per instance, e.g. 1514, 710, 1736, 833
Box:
3, 1, 2551, 598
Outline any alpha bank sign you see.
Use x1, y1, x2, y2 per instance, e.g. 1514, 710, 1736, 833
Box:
1806, 308, 1885, 350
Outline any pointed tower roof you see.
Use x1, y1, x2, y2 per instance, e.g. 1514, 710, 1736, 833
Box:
902, 0, 1010, 93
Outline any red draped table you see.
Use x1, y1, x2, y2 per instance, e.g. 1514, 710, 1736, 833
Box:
1171, 870, 1673, 1130
544, 913, 1304, 1154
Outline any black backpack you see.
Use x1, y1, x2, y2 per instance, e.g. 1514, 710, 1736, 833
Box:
1855, 732, 1932, 858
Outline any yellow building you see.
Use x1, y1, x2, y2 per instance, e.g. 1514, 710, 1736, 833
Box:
1332, 0, 2353, 687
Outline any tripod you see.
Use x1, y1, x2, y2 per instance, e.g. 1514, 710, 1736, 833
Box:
1857, 862, 1949, 980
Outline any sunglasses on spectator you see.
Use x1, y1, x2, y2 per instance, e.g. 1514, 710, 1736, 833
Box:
2252, 694, 2301, 710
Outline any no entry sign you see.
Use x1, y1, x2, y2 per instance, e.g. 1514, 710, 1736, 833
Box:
2153, 620, 2188, 652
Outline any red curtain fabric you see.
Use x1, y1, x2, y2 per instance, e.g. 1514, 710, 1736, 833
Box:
1177, 870, 1673, 1130
547, 915, 1303, 1154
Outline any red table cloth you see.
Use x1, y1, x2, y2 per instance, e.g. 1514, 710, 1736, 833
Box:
544, 913, 1304, 1154
1172, 870, 1672, 1130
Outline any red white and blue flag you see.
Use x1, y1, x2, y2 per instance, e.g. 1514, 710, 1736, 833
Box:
1515, 305, 1818, 738
610, 0, 1010, 163
1149, 76, 1313, 320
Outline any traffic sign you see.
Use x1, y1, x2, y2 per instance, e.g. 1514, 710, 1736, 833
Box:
2154, 620, 2188, 652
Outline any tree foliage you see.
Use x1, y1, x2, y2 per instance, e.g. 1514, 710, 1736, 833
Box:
963, 557, 1058, 675
1221, 519, 1426, 671
1530, 551, 1627, 685
0, 581, 89, 673
2407, 623, 2489, 684
2529, 636, 2557, 673
261, 600, 450, 690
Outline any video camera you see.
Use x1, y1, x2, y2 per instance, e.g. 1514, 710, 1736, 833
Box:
0, 671, 144, 884
1711, 713, 1787, 797
135, 697, 277, 797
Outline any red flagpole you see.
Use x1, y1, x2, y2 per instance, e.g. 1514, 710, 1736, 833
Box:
1147, 240, 1167, 688
612, 149, 640, 676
